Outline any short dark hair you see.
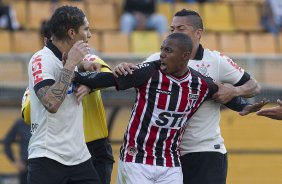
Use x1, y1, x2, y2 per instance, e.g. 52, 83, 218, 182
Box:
40, 20, 51, 40
49, 6, 85, 40
174, 9, 203, 30
167, 32, 193, 53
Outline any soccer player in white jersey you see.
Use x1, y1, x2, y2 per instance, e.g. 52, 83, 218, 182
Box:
113, 9, 261, 184
27, 6, 101, 184
75, 33, 265, 184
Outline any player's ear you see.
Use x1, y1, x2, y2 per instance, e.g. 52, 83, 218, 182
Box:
195, 28, 203, 40
68, 28, 76, 40
183, 51, 190, 61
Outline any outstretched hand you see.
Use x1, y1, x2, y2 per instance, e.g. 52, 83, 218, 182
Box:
256, 99, 282, 120
239, 99, 269, 116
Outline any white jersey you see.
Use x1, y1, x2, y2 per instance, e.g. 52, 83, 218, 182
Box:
144, 45, 244, 154
28, 45, 90, 165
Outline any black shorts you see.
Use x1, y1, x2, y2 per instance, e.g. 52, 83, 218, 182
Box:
87, 138, 115, 184
180, 152, 228, 184
27, 157, 101, 184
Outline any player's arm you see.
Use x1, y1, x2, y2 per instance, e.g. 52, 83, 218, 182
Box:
35, 65, 74, 113
213, 55, 261, 104
204, 73, 268, 114
234, 76, 260, 98
35, 41, 88, 113
75, 61, 159, 90
74, 56, 112, 101
113, 53, 160, 77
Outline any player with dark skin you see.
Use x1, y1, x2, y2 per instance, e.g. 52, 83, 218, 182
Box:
257, 99, 282, 120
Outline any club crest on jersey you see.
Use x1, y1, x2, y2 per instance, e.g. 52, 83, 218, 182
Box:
196, 63, 210, 77
127, 146, 138, 156
186, 93, 199, 110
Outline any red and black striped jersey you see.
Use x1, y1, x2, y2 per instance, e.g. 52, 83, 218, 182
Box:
115, 60, 218, 167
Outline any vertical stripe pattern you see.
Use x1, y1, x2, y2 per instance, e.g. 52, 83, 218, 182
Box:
120, 69, 211, 167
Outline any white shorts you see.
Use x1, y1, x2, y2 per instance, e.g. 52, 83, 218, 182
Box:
116, 160, 183, 184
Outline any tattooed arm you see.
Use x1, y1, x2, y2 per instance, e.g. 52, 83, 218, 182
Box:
36, 66, 75, 113
36, 40, 89, 113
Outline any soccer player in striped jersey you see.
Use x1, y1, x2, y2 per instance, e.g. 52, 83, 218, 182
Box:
74, 33, 265, 184
113, 9, 262, 184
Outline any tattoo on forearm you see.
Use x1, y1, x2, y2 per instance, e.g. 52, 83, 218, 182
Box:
51, 68, 73, 101
36, 68, 74, 111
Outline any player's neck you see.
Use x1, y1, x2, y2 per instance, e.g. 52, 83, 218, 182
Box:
172, 66, 189, 78
190, 43, 200, 60
51, 40, 71, 55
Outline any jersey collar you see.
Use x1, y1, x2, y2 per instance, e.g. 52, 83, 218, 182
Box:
193, 44, 204, 60
46, 41, 63, 61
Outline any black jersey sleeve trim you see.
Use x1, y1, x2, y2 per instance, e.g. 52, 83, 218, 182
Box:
74, 61, 159, 90
116, 60, 159, 90
74, 72, 116, 89
234, 72, 250, 86
224, 97, 250, 112
34, 79, 55, 94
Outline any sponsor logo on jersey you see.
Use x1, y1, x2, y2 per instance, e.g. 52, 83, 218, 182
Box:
220, 53, 243, 73
31, 122, 39, 134
127, 146, 138, 156
155, 111, 186, 128
188, 93, 198, 100
136, 63, 149, 69
156, 89, 172, 95
226, 58, 243, 73
32, 55, 43, 85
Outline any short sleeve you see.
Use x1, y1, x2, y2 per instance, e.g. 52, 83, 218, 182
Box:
29, 53, 56, 87
116, 61, 159, 90
218, 53, 245, 85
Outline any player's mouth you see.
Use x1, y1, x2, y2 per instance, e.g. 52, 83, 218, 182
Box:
160, 60, 167, 71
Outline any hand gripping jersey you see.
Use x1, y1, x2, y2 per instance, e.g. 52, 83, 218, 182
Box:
75, 60, 218, 167
144, 45, 246, 155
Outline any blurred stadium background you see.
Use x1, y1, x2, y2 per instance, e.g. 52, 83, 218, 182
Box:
0, 0, 282, 183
